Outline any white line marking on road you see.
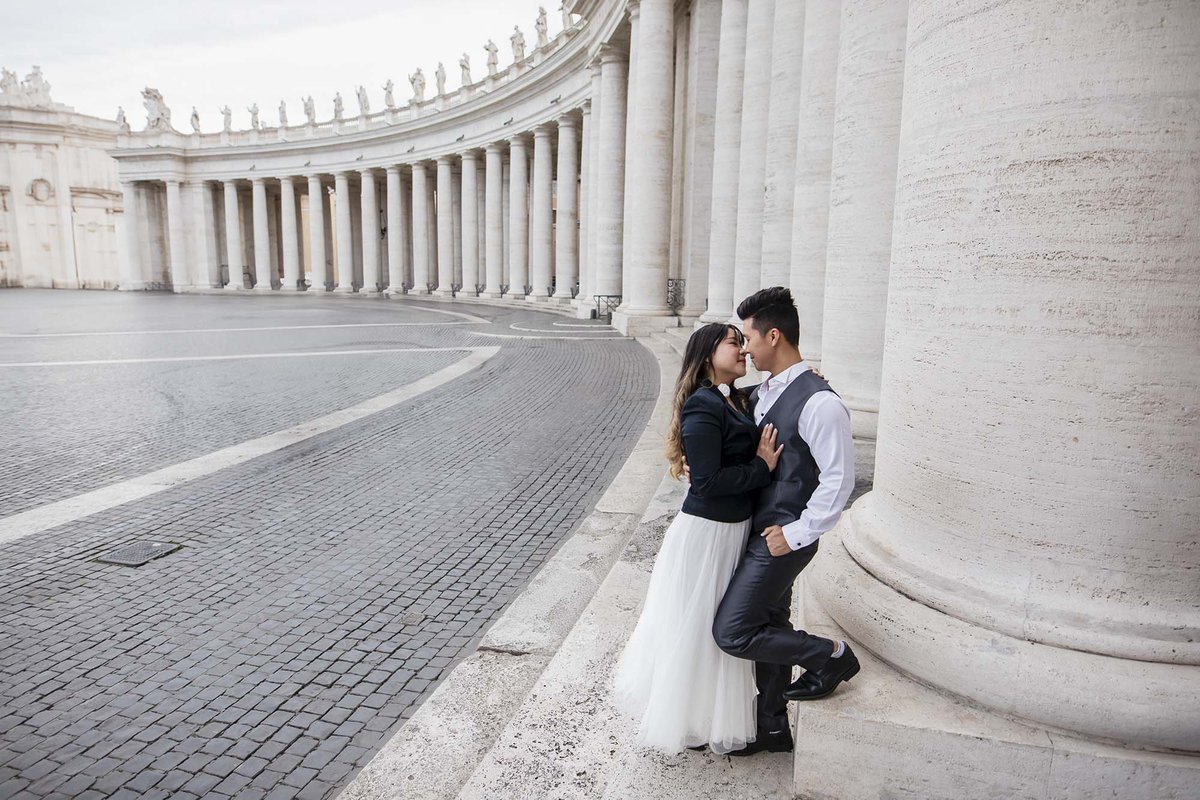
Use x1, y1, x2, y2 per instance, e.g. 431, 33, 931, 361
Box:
507, 323, 621, 334
469, 331, 628, 341
0, 321, 476, 339
551, 322, 611, 328
0, 346, 501, 546
0, 347, 473, 368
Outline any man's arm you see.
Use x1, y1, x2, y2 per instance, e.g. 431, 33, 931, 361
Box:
780, 391, 855, 551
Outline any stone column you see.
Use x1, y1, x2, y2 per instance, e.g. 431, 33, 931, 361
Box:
789, 0, 841, 363
529, 124, 555, 300
333, 172, 355, 292
425, 168, 438, 291
461, 151, 480, 295
680, 0, 722, 319
730, 0, 775, 308
279, 177, 302, 291
164, 180, 189, 292
553, 114, 579, 302
575, 101, 593, 311
508, 135, 529, 298
483, 144, 504, 297
251, 178, 273, 290
452, 166, 463, 287
700, 0, 748, 322
502, 160, 511, 289
620, 2, 642, 296
118, 181, 146, 290
758, 0, 805, 288
820, 0, 907, 436
222, 180, 244, 290
577, 63, 605, 317
435, 156, 455, 296
385, 166, 408, 294
804, 3, 1200, 792
190, 182, 219, 289
306, 175, 329, 291
592, 47, 628, 299
359, 170, 380, 294
411, 162, 432, 293
613, 0, 676, 334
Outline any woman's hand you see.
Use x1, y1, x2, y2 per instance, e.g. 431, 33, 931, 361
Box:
757, 424, 783, 471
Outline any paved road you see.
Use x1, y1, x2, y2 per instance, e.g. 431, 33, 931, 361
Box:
0, 290, 657, 799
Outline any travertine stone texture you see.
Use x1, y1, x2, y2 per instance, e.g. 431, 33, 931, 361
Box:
411, 163, 431, 293
530, 125, 554, 299
592, 49, 627, 298
758, 0, 804, 289
307, 175, 329, 291
789, 0, 841, 362
385, 166, 407, 293
461, 152, 480, 293
436, 157, 455, 296
700, 0, 748, 323
822, 0, 1200, 753
360, 171, 380, 293
820, 0, 907, 434
508, 137, 529, 297
334, 173, 354, 292
483, 145, 504, 297
553, 115, 579, 300
221, 180, 243, 290
278, 177, 301, 290
164, 180, 187, 292
730, 0, 775, 309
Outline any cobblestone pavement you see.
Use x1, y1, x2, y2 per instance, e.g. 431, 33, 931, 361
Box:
0, 289, 656, 799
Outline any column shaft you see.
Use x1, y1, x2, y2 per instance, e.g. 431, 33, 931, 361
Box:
576, 99, 594, 310
461, 152, 480, 294
307, 176, 329, 291
164, 180, 188, 292
681, 0, 722, 317
700, 0, 748, 322
279, 177, 301, 290
483, 145, 504, 297
411, 163, 432, 293
759, 0, 805, 287
222, 180, 244, 290
530, 125, 555, 300
118, 181, 146, 290
190, 182, 219, 289
435, 157, 455, 295
360, 170, 380, 293
508, 137, 529, 297
386, 167, 408, 293
593, 48, 628, 298
252, 178, 272, 290
553, 115, 579, 301
333, 173, 355, 292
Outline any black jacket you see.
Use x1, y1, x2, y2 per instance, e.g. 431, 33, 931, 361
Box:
679, 386, 771, 523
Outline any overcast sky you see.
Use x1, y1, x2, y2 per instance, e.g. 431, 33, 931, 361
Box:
3, 0, 560, 132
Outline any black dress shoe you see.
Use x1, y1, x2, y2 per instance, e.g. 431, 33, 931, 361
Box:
783, 644, 861, 701
726, 727, 793, 757
687, 744, 708, 752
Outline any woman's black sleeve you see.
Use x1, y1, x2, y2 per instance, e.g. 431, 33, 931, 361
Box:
681, 397, 772, 498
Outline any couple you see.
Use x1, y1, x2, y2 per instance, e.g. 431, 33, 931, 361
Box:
614, 286, 858, 756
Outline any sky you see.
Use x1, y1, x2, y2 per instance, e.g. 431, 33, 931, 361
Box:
3, 0, 563, 132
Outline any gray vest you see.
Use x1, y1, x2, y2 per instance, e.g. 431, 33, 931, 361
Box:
750, 370, 837, 533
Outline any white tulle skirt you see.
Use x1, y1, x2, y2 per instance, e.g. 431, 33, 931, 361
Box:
613, 512, 757, 754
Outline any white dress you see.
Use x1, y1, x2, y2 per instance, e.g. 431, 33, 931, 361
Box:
613, 511, 757, 754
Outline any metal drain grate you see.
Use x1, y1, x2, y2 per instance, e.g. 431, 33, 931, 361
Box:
96, 541, 182, 567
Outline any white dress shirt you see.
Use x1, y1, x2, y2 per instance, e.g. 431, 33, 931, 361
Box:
754, 361, 856, 551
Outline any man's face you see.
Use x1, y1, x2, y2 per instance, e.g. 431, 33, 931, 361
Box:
740, 317, 774, 374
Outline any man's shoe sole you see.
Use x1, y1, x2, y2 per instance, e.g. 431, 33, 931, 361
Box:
783, 660, 861, 702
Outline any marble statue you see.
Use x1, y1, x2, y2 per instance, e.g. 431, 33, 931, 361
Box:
116, 106, 130, 133
303, 96, 316, 125
383, 80, 396, 110
356, 85, 370, 115
0, 68, 18, 98
536, 7, 549, 48
560, 1, 573, 30
485, 40, 499, 76
333, 92, 344, 121
278, 100, 287, 128
435, 63, 447, 96
220, 105, 232, 133
23, 66, 52, 106
141, 87, 172, 131
190, 106, 200, 133
460, 54, 472, 86
511, 26, 526, 62
409, 69, 426, 103
247, 103, 260, 130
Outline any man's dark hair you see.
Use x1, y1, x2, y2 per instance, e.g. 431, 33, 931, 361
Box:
736, 286, 800, 346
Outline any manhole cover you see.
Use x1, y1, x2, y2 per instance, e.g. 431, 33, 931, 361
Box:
96, 541, 182, 567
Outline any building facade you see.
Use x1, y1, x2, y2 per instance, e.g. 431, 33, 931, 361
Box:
0, 67, 122, 289
102, 0, 1200, 796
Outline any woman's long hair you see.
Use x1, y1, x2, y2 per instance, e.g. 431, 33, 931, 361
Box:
665, 323, 747, 479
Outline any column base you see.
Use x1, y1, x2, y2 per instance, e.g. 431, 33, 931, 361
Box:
573, 300, 596, 320
333, 285, 357, 294
506, 293, 526, 301
118, 281, 149, 291
525, 294, 551, 303
842, 397, 879, 440
359, 288, 383, 296
793, 578, 1200, 800
610, 309, 680, 337
223, 283, 244, 291
253, 284, 275, 292
383, 286, 405, 297
480, 291, 503, 299
277, 284, 303, 292
697, 308, 731, 325
433, 288, 455, 297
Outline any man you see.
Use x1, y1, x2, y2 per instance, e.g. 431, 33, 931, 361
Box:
713, 286, 858, 756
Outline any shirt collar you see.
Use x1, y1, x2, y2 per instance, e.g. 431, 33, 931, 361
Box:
761, 360, 812, 393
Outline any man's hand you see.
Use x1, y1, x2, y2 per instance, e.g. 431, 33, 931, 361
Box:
682, 455, 691, 483
761, 525, 791, 556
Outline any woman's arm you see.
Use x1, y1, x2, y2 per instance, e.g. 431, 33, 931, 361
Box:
681, 395, 773, 498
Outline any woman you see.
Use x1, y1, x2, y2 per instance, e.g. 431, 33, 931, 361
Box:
614, 323, 781, 754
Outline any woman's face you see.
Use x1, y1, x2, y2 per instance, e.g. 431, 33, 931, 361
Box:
710, 328, 747, 382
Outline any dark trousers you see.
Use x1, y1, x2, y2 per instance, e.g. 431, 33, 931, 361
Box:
713, 534, 834, 732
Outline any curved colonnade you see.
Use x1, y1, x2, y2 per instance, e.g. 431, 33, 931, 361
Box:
112, 0, 1199, 794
